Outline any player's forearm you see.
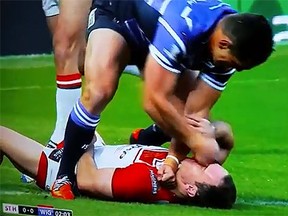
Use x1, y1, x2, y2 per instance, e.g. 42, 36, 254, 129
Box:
144, 93, 196, 147
168, 138, 190, 161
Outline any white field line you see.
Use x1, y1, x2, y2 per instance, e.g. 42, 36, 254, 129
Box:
230, 78, 286, 84
0, 190, 47, 196
0, 54, 53, 60
0, 86, 55, 91
0, 78, 285, 91
0, 190, 288, 207
237, 198, 288, 207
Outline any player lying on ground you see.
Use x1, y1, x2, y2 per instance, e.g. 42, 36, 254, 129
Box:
0, 119, 236, 209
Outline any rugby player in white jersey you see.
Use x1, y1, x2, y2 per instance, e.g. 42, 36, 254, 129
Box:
0, 118, 236, 208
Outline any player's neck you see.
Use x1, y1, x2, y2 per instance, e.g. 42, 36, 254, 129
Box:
170, 188, 182, 198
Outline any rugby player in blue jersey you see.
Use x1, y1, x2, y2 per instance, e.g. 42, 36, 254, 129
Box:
51, 0, 274, 199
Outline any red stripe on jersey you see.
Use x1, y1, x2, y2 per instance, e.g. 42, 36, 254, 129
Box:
56, 73, 82, 89
36, 152, 48, 190
57, 141, 64, 149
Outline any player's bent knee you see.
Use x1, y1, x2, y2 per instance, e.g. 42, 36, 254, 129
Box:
53, 38, 71, 61
53, 30, 80, 58
81, 84, 116, 114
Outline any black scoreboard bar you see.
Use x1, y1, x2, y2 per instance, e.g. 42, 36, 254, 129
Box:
2, 203, 73, 216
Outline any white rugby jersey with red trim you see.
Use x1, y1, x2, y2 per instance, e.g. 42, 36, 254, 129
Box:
36, 143, 177, 203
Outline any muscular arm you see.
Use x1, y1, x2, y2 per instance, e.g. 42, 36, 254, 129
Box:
144, 55, 224, 165
143, 54, 194, 147
168, 78, 222, 162
185, 78, 221, 117
0, 126, 42, 178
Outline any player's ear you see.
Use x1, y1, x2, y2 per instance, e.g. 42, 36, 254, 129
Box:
185, 184, 198, 197
218, 39, 231, 50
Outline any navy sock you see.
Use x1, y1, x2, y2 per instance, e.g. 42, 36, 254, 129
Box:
57, 100, 100, 182
138, 124, 171, 146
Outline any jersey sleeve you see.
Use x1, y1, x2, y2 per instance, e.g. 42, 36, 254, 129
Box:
111, 163, 159, 202
149, 15, 189, 74
199, 68, 235, 91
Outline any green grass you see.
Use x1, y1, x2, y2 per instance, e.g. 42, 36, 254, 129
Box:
1, 45, 288, 215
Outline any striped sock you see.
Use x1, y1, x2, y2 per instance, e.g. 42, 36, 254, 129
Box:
48, 73, 82, 147
57, 100, 100, 181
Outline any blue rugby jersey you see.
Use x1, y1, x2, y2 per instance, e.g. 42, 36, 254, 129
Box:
90, 0, 237, 91
145, 0, 237, 91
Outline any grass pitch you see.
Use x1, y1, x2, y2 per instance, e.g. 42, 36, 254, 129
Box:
0, 46, 288, 215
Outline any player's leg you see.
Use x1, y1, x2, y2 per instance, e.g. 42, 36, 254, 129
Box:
46, 15, 58, 36
44, 10, 69, 149
0, 126, 43, 178
130, 70, 199, 146
53, 0, 91, 75
44, 0, 89, 148
51, 27, 131, 199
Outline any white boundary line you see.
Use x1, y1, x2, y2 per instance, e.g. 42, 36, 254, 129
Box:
237, 198, 288, 207
231, 78, 285, 84
0, 86, 55, 91
0, 190, 47, 196
0, 54, 52, 60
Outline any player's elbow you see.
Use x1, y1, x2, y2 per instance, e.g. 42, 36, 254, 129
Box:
214, 121, 234, 151
143, 93, 160, 119
143, 100, 154, 117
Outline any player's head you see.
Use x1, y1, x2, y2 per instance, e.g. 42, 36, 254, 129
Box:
210, 13, 274, 71
176, 159, 236, 209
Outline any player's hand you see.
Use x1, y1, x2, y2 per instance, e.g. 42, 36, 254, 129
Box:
185, 115, 215, 138
157, 164, 176, 189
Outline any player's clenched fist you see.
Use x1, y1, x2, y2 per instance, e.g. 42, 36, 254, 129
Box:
157, 162, 177, 189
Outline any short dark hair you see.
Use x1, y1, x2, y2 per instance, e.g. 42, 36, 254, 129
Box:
186, 175, 237, 209
221, 13, 274, 70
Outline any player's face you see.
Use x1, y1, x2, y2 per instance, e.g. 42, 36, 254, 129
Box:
209, 27, 244, 71
176, 159, 228, 197
211, 44, 243, 71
